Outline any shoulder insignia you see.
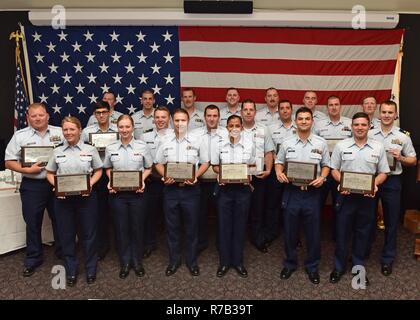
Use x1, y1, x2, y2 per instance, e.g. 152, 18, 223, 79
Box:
84, 141, 93, 146
399, 128, 410, 136
54, 142, 64, 148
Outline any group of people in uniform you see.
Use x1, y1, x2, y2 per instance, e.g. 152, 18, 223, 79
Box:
4, 87, 417, 287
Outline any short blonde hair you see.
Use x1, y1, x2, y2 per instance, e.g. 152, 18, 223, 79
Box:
61, 116, 81, 130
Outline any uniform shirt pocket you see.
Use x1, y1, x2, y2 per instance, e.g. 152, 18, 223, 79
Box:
342, 151, 355, 161
110, 153, 121, 162
366, 153, 379, 164
80, 154, 93, 162
310, 153, 322, 160
55, 155, 67, 163
131, 153, 143, 162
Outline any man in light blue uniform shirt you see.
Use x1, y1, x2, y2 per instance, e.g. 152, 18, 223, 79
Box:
368, 100, 417, 276
219, 87, 241, 128
275, 107, 330, 285
5, 102, 63, 277
191, 104, 228, 254
133, 89, 156, 139
241, 99, 276, 253
181, 88, 205, 130
82, 101, 118, 260
329, 112, 389, 286
141, 106, 174, 259
86, 91, 123, 127
314, 96, 352, 239
255, 87, 281, 127
362, 96, 381, 129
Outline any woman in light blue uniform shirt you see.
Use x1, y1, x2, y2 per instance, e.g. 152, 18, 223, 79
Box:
104, 115, 153, 279
46, 116, 103, 287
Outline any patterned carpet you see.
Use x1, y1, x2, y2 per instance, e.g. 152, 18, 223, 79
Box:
1, 219, 419, 300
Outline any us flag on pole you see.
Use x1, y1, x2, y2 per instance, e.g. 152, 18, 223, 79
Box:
23, 25, 403, 126
14, 52, 29, 130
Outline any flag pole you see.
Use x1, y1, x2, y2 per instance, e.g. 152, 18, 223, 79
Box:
19, 23, 34, 104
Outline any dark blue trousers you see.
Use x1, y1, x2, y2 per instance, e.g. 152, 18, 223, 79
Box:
110, 192, 146, 267
319, 174, 339, 239
250, 170, 283, 247
20, 177, 61, 268
281, 185, 321, 272
198, 181, 217, 251
143, 178, 164, 251
217, 184, 252, 267
96, 171, 111, 256
163, 184, 200, 268
377, 175, 402, 265
54, 192, 98, 277
334, 194, 376, 272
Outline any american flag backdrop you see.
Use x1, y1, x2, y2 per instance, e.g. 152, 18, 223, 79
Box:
23, 25, 403, 127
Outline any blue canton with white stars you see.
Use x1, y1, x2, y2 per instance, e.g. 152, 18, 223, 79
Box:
25, 26, 180, 127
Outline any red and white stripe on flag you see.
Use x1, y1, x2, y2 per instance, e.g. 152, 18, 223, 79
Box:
179, 27, 404, 115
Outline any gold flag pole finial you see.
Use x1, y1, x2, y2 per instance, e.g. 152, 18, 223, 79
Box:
9, 30, 23, 47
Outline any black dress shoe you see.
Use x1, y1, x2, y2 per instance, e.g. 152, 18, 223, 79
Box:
66, 276, 77, 287
165, 264, 180, 276
188, 266, 200, 276
307, 271, 320, 284
216, 265, 230, 277
86, 274, 96, 284
143, 248, 152, 259
234, 265, 248, 278
280, 267, 296, 280
329, 269, 344, 284
134, 265, 145, 277
119, 265, 130, 279
22, 266, 36, 277
381, 264, 392, 276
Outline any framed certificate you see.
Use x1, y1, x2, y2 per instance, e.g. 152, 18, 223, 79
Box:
21, 146, 54, 167
386, 151, 396, 171
339, 171, 375, 195
285, 161, 317, 185
164, 162, 195, 182
326, 139, 342, 154
111, 170, 142, 191
199, 165, 217, 182
89, 132, 119, 151
219, 163, 249, 184
54, 174, 90, 197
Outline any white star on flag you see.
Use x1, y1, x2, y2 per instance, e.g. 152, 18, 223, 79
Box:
63, 93, 73, 104
50, 83, 60, 94
109, 31, 120, 42
126, 84, 136, 94
162, 30, 173, 42
75, 83, 85, 93
85, 52, 96, 62
88, 93, 98, 103
60, 52, 70, 62
72, 41, 82, 52
77, 104, 87, 114
39, 93, 48, 103
150, 42, 160, 53
52, 104, 61, 114
57, 31, 68, 41
136, 31, 146, 42
83, 30, 94, 41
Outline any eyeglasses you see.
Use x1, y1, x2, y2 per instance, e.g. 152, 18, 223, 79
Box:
94, 111, 109, 116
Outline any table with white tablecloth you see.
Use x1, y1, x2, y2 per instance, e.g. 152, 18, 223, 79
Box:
0, 187, 54, 255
